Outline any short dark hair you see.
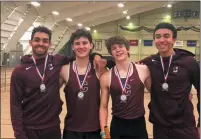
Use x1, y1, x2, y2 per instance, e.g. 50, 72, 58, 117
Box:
105, 36, 130, 55
153, 22, 177, 39
69, 29, 93, 45
31, 26, 52, 41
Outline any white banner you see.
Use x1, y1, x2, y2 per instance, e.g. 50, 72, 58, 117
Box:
174, 40, 183, 47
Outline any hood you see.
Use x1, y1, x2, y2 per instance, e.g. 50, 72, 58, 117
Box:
21, 54, 54, 64
151, 48, 195, 62
21, 55, 34, 64
173, 48, 195, 57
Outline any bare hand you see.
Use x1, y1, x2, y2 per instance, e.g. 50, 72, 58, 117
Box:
93, 56, 107, 73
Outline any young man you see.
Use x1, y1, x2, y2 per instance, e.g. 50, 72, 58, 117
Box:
60, 29, 106, 139
141, 22, 200, 139
10, 26, 104, 139
99, 36, 151, 139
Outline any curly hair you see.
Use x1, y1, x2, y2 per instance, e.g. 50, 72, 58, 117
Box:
105, 36, 130, 55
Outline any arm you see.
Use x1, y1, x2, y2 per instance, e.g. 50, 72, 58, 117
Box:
138, 56, 152, 65
144, 65, 152, 93
59, 65, 70, 88
99, 72, 110, 134
96, 68, 108, 80
10, 69, 28, 139
189, 59, 200, 128
59, 67, 65, 88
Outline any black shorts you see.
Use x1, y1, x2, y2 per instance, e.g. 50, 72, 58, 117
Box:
153, 124, 198, 139
62, 129, 101, 139
24, 125, 61, 139
110, 116, 148, 139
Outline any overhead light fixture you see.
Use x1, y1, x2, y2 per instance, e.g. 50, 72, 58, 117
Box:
30, 2, 40, 7
167, 4, 172, 8
93, 30, 97, 33
19, 18, 24, 22
126, 16, 130, 19
85, 27, 90, 30
66, 18, 73, 22
118, 3, 124, 8
165, 15, 171, 19
123, 10, 128, 14
52, 11, 59, 15
128, 22, 133, 27
78, 23, 83, 27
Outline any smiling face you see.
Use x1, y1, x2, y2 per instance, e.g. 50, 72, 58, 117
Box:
72, 37, 93, 58
154, 28, 176, 56
29, 32, 50, 58
111, 44, 129, 62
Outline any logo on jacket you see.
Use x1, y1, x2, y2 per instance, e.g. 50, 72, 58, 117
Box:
26, 66, 32, 70
48, 63, 53, 70
173, 66, 178, 73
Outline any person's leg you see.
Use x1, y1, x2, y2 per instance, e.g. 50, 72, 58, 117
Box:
38, 125, 61, 139
125, 116, 148, 139
110, 116, 123, 139
85, 130, 101, 139
62, 129, 84, 139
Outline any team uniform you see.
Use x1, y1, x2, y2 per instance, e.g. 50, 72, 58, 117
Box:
142, 49, 200, 139
109, 62, 148, 139
62, 61, 101, 139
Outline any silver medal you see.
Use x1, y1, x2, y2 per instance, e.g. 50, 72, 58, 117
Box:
32, 55, 48, 93
40, 83, 46, 92
162, 82, 168, 91
120, 94, 127, 103
78, 91, 84, 100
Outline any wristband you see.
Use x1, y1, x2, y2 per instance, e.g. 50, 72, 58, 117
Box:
100, 131, 106, 139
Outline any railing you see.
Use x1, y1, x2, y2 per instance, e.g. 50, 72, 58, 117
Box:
1, 65, 13, 92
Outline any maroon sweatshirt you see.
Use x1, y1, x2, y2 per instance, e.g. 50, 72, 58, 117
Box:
142, 49, 200, 128
10, 54, 68, 139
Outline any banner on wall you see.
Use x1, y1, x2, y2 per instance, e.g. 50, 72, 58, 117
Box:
144, 40, 153, 46
129, 40, 138, 46
187, 40, 197, 47
174, 40, 183, 47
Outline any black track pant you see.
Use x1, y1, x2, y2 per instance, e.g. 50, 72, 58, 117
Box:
110, 116, 148, 139
24, 125, 61, 139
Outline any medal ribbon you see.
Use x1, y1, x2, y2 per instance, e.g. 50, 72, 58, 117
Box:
74, 62, 90, 90
115, 63, 131, 95
160, 55, 173, 82
32, 54, 48, 83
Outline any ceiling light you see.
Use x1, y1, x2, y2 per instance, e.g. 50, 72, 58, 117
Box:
165, 15, 171, 19
118, 3, 124, 8
78, 23, 83, 27
66, 18, 73, 22
93, 30, 97, 33
123, 10, 127, 14
128, 22, 133, 26
19, 18, 24, 22
52, 11, 59, 15
126, 16, 130, 19
85, 27, 90, 30
30, 2, 40, 7
167, 4, 172, 8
